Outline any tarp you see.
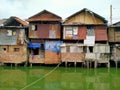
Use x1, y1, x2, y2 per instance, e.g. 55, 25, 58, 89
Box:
45, 41, 63, 52
84, 36, 95, 46
28, 43, 41, 48
84, 27, 95, 46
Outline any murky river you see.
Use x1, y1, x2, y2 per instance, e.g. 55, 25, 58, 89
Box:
0, 66, 120, 90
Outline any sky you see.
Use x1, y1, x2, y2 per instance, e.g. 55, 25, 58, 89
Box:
0, 0, 120, 24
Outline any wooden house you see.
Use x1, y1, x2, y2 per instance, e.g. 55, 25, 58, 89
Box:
61, 8, 110, 67
108, 22, 120, 68
28, 10, 62, 65
0, 16, 28, 66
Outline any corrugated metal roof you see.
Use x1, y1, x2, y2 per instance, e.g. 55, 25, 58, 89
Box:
78, 26, 87, 40
28, 10, 62, 22
4, 16, 28, 27
0, 19, 7, 26
95, 26, 108, 41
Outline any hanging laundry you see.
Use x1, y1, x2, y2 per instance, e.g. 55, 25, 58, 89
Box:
45, 41, 63, 52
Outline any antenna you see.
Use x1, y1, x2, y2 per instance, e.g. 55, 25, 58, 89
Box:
110, 5, 112, 25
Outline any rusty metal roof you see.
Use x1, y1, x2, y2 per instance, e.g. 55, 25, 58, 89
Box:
4, 16, 28, 27
28, 10, 62, 22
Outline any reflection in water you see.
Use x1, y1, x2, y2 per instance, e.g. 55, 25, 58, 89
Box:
0, 67, 27, 90
0, 67, 120, 90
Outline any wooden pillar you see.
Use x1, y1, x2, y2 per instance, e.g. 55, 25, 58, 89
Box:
65, 61, 67, 67
94, 60, 97, 68
15, 63, 18, 67
86, 60, 89, 68
115, 61, 118, 69
11, 63, 13, 67
108, 62, 110, 68
24, 62, 27, 67
30, 63, 32, 67
74, 62, 77, 67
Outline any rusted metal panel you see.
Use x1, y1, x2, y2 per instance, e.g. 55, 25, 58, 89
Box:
37, 24, 50, 38
95, 26, 108, 41
78, 26, 87, 40
29, 24, 61, 39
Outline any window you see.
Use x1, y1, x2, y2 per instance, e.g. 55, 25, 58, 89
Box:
83, 46, 87, 53
7, 30, 12, 36
3, 48, 6, 51
65, 27, 73, 36
73, 27, 78, 35
89, 46, 93, 53
2, 48, 7, 52
31, 25, 37, 31
14, 48, 19, 52
32, 48, 39, 55
12, 31, 16, 36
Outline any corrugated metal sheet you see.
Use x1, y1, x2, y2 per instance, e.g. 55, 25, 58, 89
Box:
37, 24, 50, 38
78, 26, 87, 40
0, 29, 25, 45
0, 30, 18, 45
95, 26, 108, 41
29, 24, 61, 39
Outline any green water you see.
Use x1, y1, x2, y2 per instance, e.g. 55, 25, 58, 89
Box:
0, 66, 120, 90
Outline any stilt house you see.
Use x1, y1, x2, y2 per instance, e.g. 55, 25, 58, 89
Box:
60, 8, 110, 67
0, 16, 28, 66
108, 22, 120, 68
28, 10, 62, 65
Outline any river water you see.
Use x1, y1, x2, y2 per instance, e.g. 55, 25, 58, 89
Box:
0, 66, 120, 90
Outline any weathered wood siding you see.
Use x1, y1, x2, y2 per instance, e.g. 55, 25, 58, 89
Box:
108, 28, 115, 42
65, 12, 104, 24
108, 27, 120, 42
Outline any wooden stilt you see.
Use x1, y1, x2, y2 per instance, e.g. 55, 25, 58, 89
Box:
108, 62, 110, 68
15, 63, 18, 67
11, 63, 12, 67
30, 63, 32, 67
115, 61, 118, 69
65, 61, 67, 67
24, 62, 27, 67
74, 62, 76, 67
94, 60, 97, 68
87, 60, 89, 68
